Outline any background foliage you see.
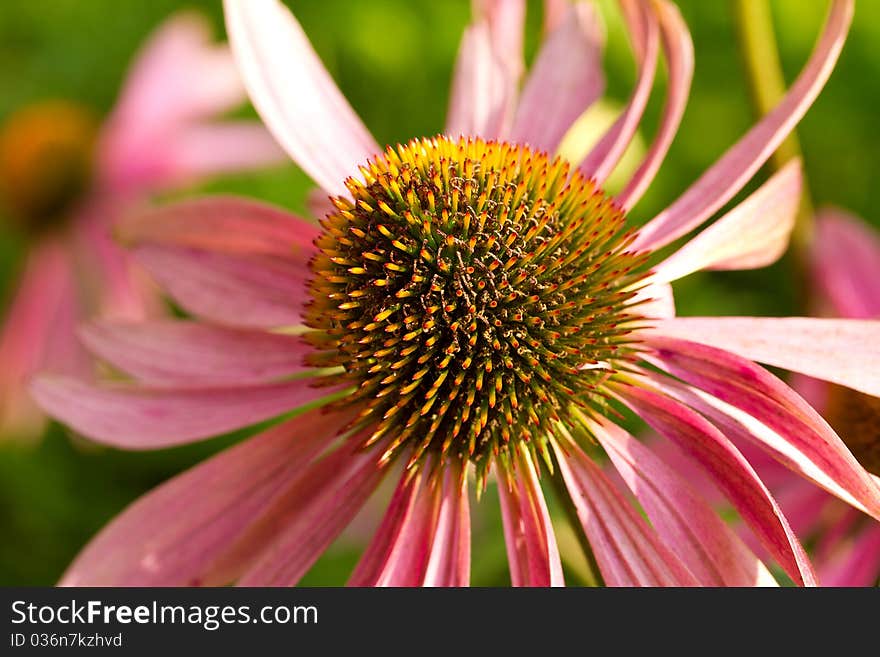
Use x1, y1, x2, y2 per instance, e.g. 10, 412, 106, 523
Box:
0, 0, 877, 585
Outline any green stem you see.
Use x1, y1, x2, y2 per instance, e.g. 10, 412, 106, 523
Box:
732, 0, 814, 271
547, 460, 604, 587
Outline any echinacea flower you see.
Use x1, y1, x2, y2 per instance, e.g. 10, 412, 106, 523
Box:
0, 12, 283, 439
33, 0, 880, 587
735, 209, 880, 586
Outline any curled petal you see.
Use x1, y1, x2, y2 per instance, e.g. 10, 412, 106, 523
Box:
510, 1, 604, 153
633, 0, 853, 248
812, 208, 880, 318
616, 0, 693, 211
497, 445, 564, 586
590, 417, 776, 586
80, 320, 311, 386
30, 375, 333, 448
424, 461, 471, 586
60, 406, 352, 586
616, 383, 817, 586
648, 317, 880, 397
223, 0, 379, 195
554, 436, 699, 586
650, 160, 802, 284
579, 0, 659, 184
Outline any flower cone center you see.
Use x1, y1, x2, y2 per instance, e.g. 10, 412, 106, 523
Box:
306, 136, 647, 476
0, 101, 98, 233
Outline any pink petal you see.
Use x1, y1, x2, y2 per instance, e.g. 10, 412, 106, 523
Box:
133, 244, 308, 329
306, 188, 336, 221
120, 195, 319, 259
616, 0, 693, 211
223, 0, 379, 195
510, 1, 604, 154
497, 445, 564, 586
72, 201, 164, 322
590, 416, 776, 586
423, 461, 471, 586
638, 339, 880, 522
812, 208, 880, 318
578, 0, 659, 184
60, 406, 351, 586
218, 436, 388, 586
553, 437, 699, 586
616, 383, 817, 586
818, 525, 880, 587
649, 317, 880, 397
650, 160, 801, 283
632, 0, 853, 249
30, 375, 333, 448
160, 121, 286, 184
446, 20, 517, 140
631, 282, 676, 319
349, 465, 442, 587
542, 0, 568, 35
474, 0, 526, 77
80, 320, 310, 386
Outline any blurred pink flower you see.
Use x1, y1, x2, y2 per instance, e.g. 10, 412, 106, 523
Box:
34, 0, 880, 587
0, 12, 284, 439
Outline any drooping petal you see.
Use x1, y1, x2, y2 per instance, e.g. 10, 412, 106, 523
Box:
578, 0, 658, 185
30, 375, 334, 448
223, 0, 379, 195
60, 406, 353, 586
553, 436, 699, 586
510, 1, 604, 154
811, 208, 880, 318
649, 317, 880, 397
133, 244, 308, 329
424, 461, 471, 586
638, 341, 880, 522
631, 281, 675, 319
616, 383, 818, 586
446, 21, 517, 140
349, 465, 443, 587
213, 436, 388, 586
119, 196, 320, 259
632, 0, 853, 249
616, 0, 693, 211
650, 160, 801, 284
80, 320, 311, 386
589, 416, 777, 586
160, 121, 286, 183
497, 445, 564, 586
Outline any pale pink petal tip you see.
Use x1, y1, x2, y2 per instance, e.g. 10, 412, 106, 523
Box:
223, 0, 379, 195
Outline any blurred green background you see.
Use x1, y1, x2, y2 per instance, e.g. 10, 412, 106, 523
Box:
0, 0, 877, 585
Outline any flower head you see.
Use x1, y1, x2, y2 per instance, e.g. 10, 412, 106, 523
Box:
33, 0, 880, 587
0, 12, 284, 439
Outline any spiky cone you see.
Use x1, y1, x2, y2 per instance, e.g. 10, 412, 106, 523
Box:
33, 0, 880, 587
0, 12, 284, 441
